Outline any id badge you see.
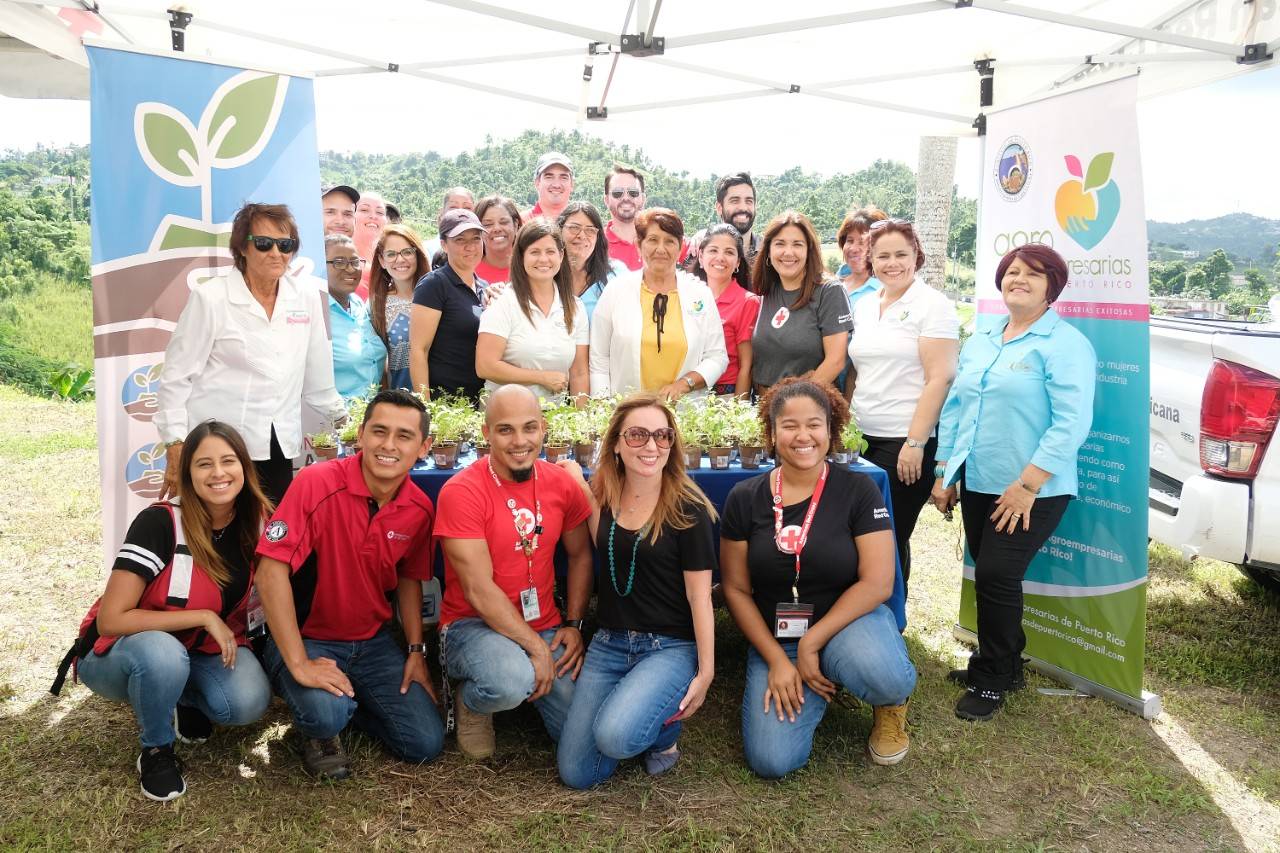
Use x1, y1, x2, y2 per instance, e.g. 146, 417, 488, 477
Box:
775, 602, 814, 639
421, 577, 441, 625
520, 587, 541, 622
246, 585, 267, 637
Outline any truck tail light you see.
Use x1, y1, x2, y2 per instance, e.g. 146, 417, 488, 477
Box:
1200, 358, 1280, 479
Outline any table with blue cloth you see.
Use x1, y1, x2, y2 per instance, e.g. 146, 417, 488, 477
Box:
409, 453, 907, 630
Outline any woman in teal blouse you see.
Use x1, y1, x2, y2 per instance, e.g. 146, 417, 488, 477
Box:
932, 244, 1096, 722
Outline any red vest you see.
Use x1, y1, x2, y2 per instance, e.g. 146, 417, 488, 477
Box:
78, 503, 252, 658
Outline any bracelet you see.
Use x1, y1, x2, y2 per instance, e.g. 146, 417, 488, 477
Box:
164, 439, 184, 449
933, 464, 947, 480
1017, 479, 1041, 495
563, 619, 584, 631
406, 642, 428, 655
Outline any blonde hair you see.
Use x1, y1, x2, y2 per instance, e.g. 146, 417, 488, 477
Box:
591, 393, 716, 544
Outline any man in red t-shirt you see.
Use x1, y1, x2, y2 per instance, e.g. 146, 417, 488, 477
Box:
603, 165, 645, 271
435, 385, 593, 760
256, 390, 442, 780
524, 152, 574, 221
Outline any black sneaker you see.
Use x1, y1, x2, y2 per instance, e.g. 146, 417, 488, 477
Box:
955, 687, 1005, 722
302, 735, 352, 781
137, 744, 186, 802
174, 704, 213, 744
947, 669, 1026, 692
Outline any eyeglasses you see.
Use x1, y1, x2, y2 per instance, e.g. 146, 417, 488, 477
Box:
562, 223, 600, 239
247, 235, 298, 253
609, 189, 642, 199
326, 257, 365, 270
381, 247, 418, 262
621, 426, 676, 449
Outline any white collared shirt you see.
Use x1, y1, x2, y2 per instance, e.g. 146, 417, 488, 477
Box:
848, 277, 959, 437
155, 267, 346, 459
478, 286, 589, 400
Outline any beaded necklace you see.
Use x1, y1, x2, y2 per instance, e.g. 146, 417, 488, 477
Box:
607, 513, 648, 598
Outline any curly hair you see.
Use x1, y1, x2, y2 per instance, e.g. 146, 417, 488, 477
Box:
757, 374, 850, 456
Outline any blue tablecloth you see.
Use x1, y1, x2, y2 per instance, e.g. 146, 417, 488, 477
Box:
409, 453, 907, 630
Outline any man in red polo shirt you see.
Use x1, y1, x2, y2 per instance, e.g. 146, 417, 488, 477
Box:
525, 152, 574, 221
256, 389, 442, 780
603, 165, 645, 271
435, 384, 593, 760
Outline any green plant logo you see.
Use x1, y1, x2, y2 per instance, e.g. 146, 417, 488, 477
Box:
134, 71, 289, 251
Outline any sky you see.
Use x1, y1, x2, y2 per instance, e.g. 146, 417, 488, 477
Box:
1, 55, 1276, 225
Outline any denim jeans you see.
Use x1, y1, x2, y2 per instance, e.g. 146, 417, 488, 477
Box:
264, 627, 444, 764
741, 604, 916, 779
557, 628, 698, 789
78, 630, 271, 749
441, 617, 574, 741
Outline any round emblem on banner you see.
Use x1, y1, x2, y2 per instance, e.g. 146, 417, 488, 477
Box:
776, 524, 804, 554
994, 136, 1031, 201
770, 307, 790, 329
265, 520, 289, 542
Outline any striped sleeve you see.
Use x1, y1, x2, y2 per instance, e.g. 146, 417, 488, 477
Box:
112, 505, 176, 581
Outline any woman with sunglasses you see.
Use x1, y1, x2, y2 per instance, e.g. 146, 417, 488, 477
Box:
368, 224, 432, 391
558, 201, 629, 322
847, 219, 959, 596
556, 393, 717, 788
589, 208, 727, 401
474, 195, 523, 288
721, 376, 916, 777
157, 203, 346, 504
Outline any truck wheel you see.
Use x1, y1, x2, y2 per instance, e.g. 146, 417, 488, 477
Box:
1239, 565, 1280, 598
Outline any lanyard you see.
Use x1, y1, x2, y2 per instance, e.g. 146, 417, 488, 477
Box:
487, 458, 542, 587
772, 463, 828, 602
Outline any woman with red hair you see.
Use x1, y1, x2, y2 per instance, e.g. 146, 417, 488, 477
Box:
933, 244, 1096, 722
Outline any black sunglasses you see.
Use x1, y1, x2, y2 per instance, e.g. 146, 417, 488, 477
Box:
610, 189, 642, 199
247, 234, 298, 253
622, 426, 676, 449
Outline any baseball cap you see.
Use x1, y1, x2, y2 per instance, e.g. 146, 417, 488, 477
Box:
321, 184, 359, 204
534, 152, 574, 179
439, 208, 487, 239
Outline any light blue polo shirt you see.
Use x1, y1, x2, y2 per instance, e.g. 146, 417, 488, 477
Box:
327, 293, 387, 399
936, 308, 1096, 497
837, 266, 882, 315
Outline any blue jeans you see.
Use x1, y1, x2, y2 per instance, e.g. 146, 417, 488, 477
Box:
558, 629, 697, 789
441, 617, 574, 741
78, 630, 271, 749
742, 604, 916, 779
264, 627, 444, 764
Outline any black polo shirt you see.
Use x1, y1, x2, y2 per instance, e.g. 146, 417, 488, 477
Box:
412, 263, 486, 400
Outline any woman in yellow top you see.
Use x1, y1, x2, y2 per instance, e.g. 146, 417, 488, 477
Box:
588, 208, 727, 402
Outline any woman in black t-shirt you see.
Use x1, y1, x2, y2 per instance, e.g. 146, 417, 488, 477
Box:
60, 422, 274, 802
721, 377, 917, 778
556, 393, 717, 788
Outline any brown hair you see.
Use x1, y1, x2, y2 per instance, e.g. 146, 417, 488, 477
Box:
591, 393, 717, 544
995, 244, 1070, 304
230, 203, 298, 274
509, 219, 579, 334
605, 164, 646, 194
368, 224, 431, 345
635, 207, 684, 244
836, 205, 888, 248
751, 210, 825, 310
176, 421, 273, 587
474, 195, 524, 259
757, 374, 850, 457
867, 219, 927, 275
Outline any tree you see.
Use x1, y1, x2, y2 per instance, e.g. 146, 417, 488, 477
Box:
1184, 267, 1209, 297
1200, 248, 1233, 297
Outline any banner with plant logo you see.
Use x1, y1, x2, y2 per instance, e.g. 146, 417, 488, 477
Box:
965, 76, 1151, 707
87, 45, 323, 567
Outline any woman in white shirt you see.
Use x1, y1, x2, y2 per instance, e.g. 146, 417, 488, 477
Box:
156, 203, 346, 504
589, 208, 727, 401
476, 220, 589, 401
847, 219, 959, 594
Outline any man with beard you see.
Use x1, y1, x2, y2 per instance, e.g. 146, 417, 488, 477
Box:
434, 385, 593, 760
694, 172, 760, 265
603, 165, 646, 271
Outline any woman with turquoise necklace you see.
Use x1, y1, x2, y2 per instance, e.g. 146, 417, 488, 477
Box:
555, 392, 717, 788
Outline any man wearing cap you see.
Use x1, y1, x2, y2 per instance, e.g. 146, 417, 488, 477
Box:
409, 208, 488, 401
322, 185, 359, 238
526, 153, 574, 221
425, 187, 476, 259
603, 165, 646, 272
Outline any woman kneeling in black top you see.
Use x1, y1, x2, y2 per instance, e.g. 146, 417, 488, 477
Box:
557, 393, 717, 788
722, 376, 917, 777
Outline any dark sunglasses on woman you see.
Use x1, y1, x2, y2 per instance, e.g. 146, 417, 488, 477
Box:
621, 426, 676, 449
247, 235, 299, 253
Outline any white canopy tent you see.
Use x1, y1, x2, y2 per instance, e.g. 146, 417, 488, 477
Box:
1, 0, 1276, 145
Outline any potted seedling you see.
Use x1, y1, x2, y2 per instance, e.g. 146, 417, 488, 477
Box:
543, 403, 574, 464
308, 432, 338, 461
430, 403, 468, 469
734, 399, 766, 469
673, 401, 703, 470
702, 397, 736, 470
836, 417, 869, 465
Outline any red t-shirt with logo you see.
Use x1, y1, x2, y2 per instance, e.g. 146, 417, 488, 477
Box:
255, 453, 435, 641
435, 459, 591, 632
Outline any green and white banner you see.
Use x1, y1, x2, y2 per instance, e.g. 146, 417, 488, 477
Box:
964, 75, 1152, 711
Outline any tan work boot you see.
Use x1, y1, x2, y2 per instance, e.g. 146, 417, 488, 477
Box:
453, 691, 495, 760
867, 702, 910, 766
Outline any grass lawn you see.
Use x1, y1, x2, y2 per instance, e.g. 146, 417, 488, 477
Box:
2, 384, 1278, 851
0, 275, 94, 368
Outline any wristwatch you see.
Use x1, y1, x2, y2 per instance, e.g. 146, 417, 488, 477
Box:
563, 619, 585, 631
164, 439, 184, 449
406, 642, 428, 655
681, 376, 696, 391
905, 437, 925, 449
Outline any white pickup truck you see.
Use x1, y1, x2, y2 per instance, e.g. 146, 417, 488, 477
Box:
1149, 314, 1280, 594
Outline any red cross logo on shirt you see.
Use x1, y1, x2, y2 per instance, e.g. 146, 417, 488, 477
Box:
776, 524, 804, 554
771, 307, 790, 329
